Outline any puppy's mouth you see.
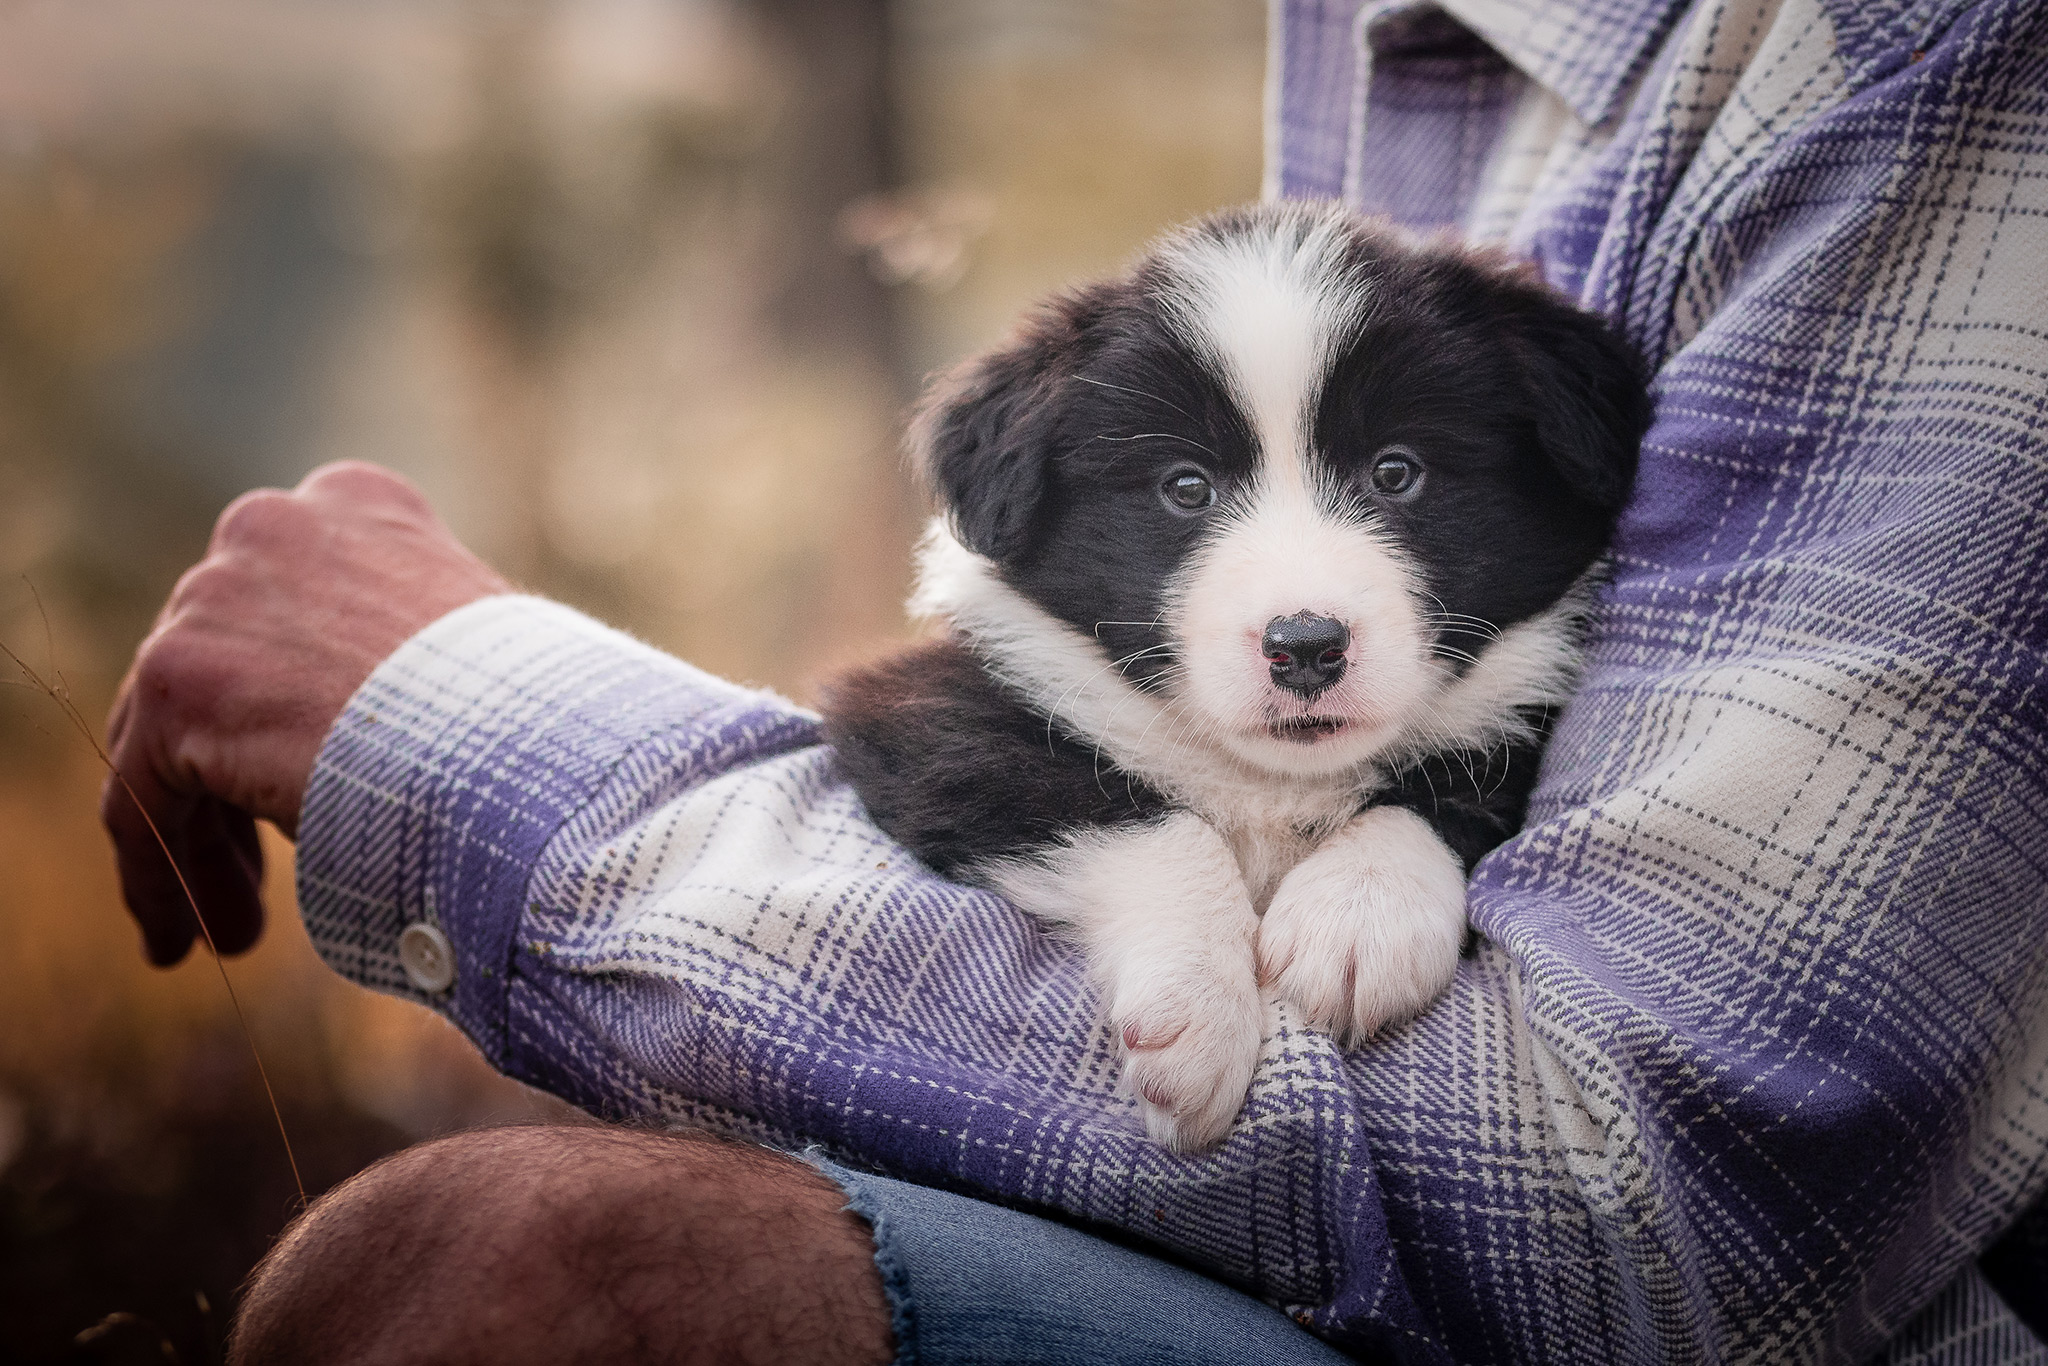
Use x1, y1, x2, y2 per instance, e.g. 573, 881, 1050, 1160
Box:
1267, 715, 1348, 744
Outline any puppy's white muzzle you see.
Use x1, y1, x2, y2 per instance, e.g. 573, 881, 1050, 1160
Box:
1166, 485, 1436, 776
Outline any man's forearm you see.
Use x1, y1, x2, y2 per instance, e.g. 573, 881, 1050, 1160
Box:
296, 595, 817, 1070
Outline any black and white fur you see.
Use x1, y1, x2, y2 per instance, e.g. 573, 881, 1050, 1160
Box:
824, 203, 1649, 1152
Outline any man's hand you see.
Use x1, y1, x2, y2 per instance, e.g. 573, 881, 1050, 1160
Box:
102, 462, 513, 966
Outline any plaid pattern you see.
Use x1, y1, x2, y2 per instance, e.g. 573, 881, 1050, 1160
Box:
299, 0, 2048, 1360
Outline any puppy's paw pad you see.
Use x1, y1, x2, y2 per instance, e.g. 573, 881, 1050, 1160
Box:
1112, 979, 1262, 1153
1262, 904, 1462, 1042
1257, 809, 1468, 1043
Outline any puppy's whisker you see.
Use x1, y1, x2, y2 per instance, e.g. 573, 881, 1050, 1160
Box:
1091, 433, 1218, 458
1047, 646, 1176, 755
1426, 630, 1503, 651
1097, 667, 1177, 744
1088, 666, 1185, 784
1129, 690, 1193, 760
1103, 647, 1176, 687
1425, 617, 1503, 636
1072, 374, 1199, 423
1053, 647, 1157, 711
1421, 594, 1502, 631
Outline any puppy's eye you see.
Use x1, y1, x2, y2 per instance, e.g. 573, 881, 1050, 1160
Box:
1370, 447, 1423, 497
1162, 471, 1215, 512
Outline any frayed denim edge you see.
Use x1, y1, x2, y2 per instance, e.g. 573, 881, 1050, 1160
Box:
797, 1148, 920, 1366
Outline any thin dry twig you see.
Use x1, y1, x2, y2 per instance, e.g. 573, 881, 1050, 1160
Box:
1, 582, 305, 1206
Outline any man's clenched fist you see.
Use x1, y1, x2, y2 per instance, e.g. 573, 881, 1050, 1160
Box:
102, 462, 512, 966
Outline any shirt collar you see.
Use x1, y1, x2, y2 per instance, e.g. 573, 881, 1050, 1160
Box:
1418, 0, 1694, 127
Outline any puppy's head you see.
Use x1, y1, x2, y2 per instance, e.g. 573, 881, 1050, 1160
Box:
913, 202, 1649, 777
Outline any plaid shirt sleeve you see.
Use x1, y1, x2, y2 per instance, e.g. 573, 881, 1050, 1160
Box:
298, 0, 2048, 1361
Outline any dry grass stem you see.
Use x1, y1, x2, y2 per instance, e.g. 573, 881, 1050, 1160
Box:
1, 582, 305, 1206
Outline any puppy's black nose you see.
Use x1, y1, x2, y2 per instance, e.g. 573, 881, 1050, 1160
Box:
1263, 613, 1350, 698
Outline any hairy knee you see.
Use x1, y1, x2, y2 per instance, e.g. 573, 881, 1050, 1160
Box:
232, 1126, 579, 1364
231, 1125, 893, 1366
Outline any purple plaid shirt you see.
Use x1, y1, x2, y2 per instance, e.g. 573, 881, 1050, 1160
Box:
299, 1, 2048, 1360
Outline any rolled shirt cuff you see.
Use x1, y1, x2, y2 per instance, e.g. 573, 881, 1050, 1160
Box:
294, 593, 818, 1070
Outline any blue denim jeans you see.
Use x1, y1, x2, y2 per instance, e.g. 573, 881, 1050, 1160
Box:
808, 1157, 1359, 1365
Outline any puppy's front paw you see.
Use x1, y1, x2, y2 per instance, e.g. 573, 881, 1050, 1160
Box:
1111, 965, 1263, 1153
1258, 806, 1468, 1045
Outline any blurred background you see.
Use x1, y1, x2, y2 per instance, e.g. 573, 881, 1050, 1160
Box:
0, 0, 1263, 1358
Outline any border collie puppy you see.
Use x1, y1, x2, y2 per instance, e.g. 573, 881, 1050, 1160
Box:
824, 202, 1649, 1151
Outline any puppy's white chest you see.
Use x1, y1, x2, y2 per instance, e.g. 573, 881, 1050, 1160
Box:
1221, 820, 1324, 913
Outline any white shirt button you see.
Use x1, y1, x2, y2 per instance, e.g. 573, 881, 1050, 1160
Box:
398, 923, 457, 994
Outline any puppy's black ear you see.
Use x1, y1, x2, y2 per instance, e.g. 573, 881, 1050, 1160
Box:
1500, 284, 1653, 513
910, 288, 1106, 562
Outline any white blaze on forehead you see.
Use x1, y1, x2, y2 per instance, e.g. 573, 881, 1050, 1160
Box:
1150, 210, 1450, 777
1158, 209, 1370, 502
